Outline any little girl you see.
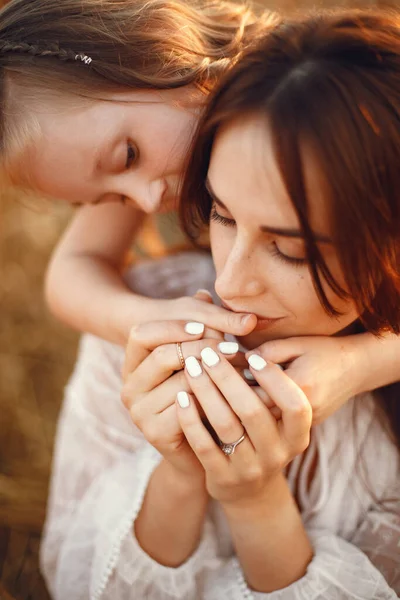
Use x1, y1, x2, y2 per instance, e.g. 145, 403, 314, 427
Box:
1, 0, 400, 421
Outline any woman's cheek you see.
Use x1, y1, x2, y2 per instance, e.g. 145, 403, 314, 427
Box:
210, 223, 233, 275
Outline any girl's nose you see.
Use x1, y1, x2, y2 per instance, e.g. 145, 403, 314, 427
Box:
122, 178, 168, 213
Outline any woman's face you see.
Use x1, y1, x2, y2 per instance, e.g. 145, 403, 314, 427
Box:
208, 115, 359, 350
27, 87, 202, 213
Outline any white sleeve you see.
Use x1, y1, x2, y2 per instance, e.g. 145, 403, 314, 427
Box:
40, 334, 399, 600
247, 508, 400, 600
103, 525, 400, 600
38, 334, 230, 600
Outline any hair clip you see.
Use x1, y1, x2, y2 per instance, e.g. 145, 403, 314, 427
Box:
75, 54, 92, 65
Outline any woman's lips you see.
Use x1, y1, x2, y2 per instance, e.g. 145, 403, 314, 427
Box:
221, 301, 282, 331
253, 316, 282, 331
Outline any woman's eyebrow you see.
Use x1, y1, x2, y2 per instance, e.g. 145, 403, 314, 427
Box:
205, 177, 332, 244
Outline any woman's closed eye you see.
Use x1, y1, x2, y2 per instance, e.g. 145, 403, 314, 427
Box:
210, 203, 236, 227
269, 242, 308, 267
210, 203, 307, 266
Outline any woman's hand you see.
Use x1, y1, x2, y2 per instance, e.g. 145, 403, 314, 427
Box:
248, 335, 361, 425
121, 316, 242, 482
175, 346, 312, 509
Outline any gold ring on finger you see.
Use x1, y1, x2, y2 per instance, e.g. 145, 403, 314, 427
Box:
176, 342, 185, 370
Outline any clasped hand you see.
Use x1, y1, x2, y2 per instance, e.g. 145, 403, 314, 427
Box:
121, 316, 312, 508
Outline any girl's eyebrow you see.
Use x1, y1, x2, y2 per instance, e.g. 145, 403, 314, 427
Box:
205, 177, 333, 244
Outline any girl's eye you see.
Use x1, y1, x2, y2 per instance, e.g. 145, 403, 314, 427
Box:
126, 142, 139, 169
270, 242, 308, 267
210, 204, 236, 227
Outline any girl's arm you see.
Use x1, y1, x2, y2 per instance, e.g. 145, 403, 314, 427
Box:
45, 203, 254, 345
252, 331, 400, 424
45, 203, 146, 345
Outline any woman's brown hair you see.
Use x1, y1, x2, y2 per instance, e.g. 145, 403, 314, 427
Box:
180, 9, 400, 451
0, 0, 277, 185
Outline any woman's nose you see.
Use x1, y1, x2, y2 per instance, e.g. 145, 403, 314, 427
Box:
215, 245, 265, 301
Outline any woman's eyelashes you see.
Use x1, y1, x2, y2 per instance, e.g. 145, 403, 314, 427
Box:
269, 241, 308, 267
126, 141, 139, 169
210, 204, 235, 227
210, 203, 308, 266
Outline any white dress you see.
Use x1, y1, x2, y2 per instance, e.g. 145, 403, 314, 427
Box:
40, 253, 400, 600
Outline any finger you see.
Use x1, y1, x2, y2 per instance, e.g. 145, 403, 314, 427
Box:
123, 369, 188, 417
136, 402, 182, 449
187, 300, 257, 337
246, 337, 306, 366
124, 338, 240, 398
193, 289, 225, 341
183, 356, 245, 447
176, 391, 227, 473
196, 348, 279, 452
193, 289, 214, 303
251, 386, 282, 420
252, 386, 276, 409
246, 355, 312, 455
122, 319, 205, 381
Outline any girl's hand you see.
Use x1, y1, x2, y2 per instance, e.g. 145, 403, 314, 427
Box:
176, 347, 312, 509
248, 336, 360, 425
121, 320, 242, 481
161, 293, 257, 338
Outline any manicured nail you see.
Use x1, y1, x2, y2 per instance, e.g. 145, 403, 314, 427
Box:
177, 391, 190, 408
196, 289, 213, 299
248, 354, 267, 371
184, 322, 205, 335
201, 347, 220, 367
218, 341, 239, 355
243, 368, 255, 381
185, 356, 202, 377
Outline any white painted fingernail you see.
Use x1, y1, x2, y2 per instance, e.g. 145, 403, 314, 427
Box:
177, 391, 190, 408
184, 322, 205, 335
243, 368, 255, 381
218, 342, 239, 355
185, 356, 202, 377
201, 347, 220, 367
248, 354, 267, 371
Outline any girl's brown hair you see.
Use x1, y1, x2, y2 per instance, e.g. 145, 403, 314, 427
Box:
0, 0, 276, 184
180, 9, 400, 450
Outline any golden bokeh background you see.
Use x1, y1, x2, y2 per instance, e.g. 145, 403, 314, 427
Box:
0, 0, 395, 598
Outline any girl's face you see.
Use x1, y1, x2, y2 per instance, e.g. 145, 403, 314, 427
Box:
27, 87, 202, 213
208, 115, 359, 350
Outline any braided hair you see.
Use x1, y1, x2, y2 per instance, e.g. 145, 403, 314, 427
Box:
0, 0, 276, 185
0, 40, 92, 63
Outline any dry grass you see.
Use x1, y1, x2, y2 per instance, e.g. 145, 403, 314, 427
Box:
0, 0, 395, 597
1, 191, 77, 532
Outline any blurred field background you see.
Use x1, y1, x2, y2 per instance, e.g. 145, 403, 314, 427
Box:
0, 0, 395, 598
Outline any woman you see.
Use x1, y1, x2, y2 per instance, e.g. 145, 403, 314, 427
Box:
41, 9, 399, 598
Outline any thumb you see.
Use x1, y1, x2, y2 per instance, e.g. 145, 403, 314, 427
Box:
246, 337, 305, 365
193, 288, 214, 304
